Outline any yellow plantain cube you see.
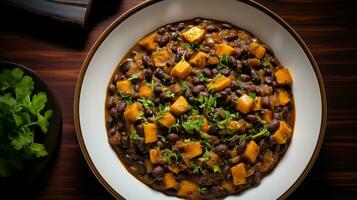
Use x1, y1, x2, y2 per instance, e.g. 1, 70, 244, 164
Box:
216, 43, 235, 57
171, 60, 192, 79
182, 26, 205, 44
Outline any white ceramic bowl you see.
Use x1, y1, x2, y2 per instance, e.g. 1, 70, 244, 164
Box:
74, 0, 327, 199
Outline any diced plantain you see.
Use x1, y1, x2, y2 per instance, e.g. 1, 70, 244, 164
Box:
170, 96, 190, 115
231, 163, 246, 185
275, 68, 293, 85
206, 151, 220, 168
123, 103, 143, 122
249, 42, 266, 59
243, 141, 260, 163
164, 173, 177, 189
149, 149, 163, 164
144, 123, 158, 144
171, 60, 192, 79
158, 112, 176, 128
138, 32, 158, 52
253, 97, 262, 111
153, 50, 171, 67
138, 84, 153, 98
235, 94, 254, 114
182, 26, 205, 44
207, 76, 231, 91
189, 52, 208, 67
215, 44, 235, 57
272, 121, 292, 144
116, 80, 133, 96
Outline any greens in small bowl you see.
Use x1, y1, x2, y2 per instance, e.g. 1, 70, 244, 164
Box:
0, 62, 62, 180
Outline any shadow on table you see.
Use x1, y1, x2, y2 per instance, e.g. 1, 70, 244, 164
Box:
0, 0, 122, 49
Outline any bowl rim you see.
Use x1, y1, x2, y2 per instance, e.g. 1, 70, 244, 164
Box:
74, 0, 327, 199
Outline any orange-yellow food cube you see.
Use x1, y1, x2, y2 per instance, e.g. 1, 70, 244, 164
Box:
275, 68, 293, 86
153, 50, 170, 67
216, 44, 235, 57
170, 96, 189, 115
231, 163, 246, 185
182, 141, 202, 160
228, 120, 240, 133
249, 42, 266, 59
207, 76, 231, 91
244, 141, 260, 163
189, 52, 208, 67
144, 123, 158, 144
158, 112, 176, 128
277, 89, 290, 106
272, 121, 292, 144
177, 180, 198, 197
138, 32, 158, 52
123, 103, 143, 122
235, 94, 254, 114
149, 149, 163, 164
171, 60, 192, 79
116, 80, 133, 96
182, 26, 205, 44
253, 97, 262, 111
138, 85, 153, 98
164, 173, 177, 189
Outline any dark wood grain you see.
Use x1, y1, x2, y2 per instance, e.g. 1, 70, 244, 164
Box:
0, 0, 356, 199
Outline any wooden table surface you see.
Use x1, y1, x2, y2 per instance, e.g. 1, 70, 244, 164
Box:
0, 0, 356, 199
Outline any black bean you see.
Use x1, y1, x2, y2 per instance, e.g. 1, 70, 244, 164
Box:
117, 102, 126, 115
248, 58, 261, 68
155, 68, 165, 79
243, 83, 256, 92
200, 91, 209, 97
221, 23, 232, 29
144, 70, 152, 82
166, 59, 175, 67
246, 114, 258, 122
268, 119, 280, 133
265, 76, 273, 85
208, 125, 219, 135
206, 38, 215, 47
219, 91, 228, 99
168, 25, 176, 32
106, 97, 115, 109
226, 33, 238, 41
122, 154, 133, 164
207, 25, 219, 33
229, 57, 237, 68
117, 121, 125, 131
241, 74, 251, 82
228, 135, 240, 148
223, 165, 230, 175
192, 76, 203, 85
220, 68, 231, 76
228, 156, 241, 166
136, 124, 144, 135
184, 51, 192, 60
265, 68, 272, 75
282, 106, 289, 119
262, 96, 270, 107
177, 22, 185, 31
171, 32, 179, 40
133, 84, 140, 91
272, 81, 278, 89
157, 27, 165, 35
109, 127, 117, 135
145, 109, 153, 117
230, 94, 237, 104
112, 74, 119, 84
137, 161, 146, 176
154, 98, 161, 105
188, 97, 196, 104
156, 140, 164, 148
194, 18, 202, 24
213, 144, 228, 156
251, 71, 261, 85
152, 165, 165, 178
236, 60, 243, 72
137, 138, 145, 153
224, 87, 231, 93
168, 133, 180, 142
237, 140, 247, 154
232, 48, 242, 58
160, 92, 172, 102
119, 59, 133, 73
192, 85, 205, 95
109, 107, 117, 118
158, 34, 170, 47
108, 84, 116, 94
253, 171, 262, 184
273, 112, 282, 120
236, 89, 243, 97
142, 55, 154, 67
201, 68, 213, 78
230, 80, 239, 90
152, 87, 161, 96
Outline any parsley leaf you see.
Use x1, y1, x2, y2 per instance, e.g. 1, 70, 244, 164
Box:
182, 118, 203, 134
262, 59, 271, 68
129, 130, 141, 141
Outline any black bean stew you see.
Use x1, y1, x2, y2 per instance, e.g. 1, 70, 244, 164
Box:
105, 18, 294, 199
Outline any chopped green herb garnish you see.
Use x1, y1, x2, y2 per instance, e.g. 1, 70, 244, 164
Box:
197, 73, 211, 82
163, 150, 179, 164
249, 124, 269, 140
197, 187, 207, 193
213, 165, 221, 173
182, 43, 192, 50
196, 94, 218, 116
189, 162, 206, 174
158, 135, 166, 142
127, 72, 141, 80
248, 92, 257, 100
182, 118, 203, 134
165, 91, 175, 98
118, 92, 133, 104
129, 130, 141, 141
262, 59, 271, 67
198, 149, 210, 162
138, 98, 154, 110
217, 54, 232, 69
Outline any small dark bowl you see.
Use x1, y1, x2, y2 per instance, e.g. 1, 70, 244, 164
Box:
0, 62, 62, 185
